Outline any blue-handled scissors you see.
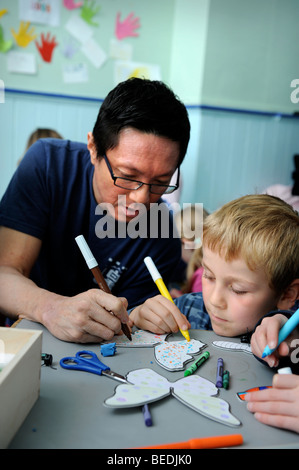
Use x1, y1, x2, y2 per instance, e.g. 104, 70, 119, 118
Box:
60, 350, 128, 384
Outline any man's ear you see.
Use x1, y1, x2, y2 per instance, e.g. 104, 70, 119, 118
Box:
87, 132, 97, 164
277, 279, 299, 310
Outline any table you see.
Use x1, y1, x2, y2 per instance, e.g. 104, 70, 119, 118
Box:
9, 320, 299, 449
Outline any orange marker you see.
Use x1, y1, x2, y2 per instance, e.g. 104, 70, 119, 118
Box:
137, 434, 243, 449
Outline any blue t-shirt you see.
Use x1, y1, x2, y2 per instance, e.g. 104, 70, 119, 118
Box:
0, 138, 181, 308
174, 292, 212, 330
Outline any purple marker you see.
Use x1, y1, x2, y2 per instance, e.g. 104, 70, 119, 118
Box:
216, 358, 223, 387
142, 404, 152, 426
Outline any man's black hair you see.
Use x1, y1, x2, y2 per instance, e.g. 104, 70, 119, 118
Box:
92, 78, 190, 166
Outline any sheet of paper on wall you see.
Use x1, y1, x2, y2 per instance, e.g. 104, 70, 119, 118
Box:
81, 38, 107, 69
19, 0, 60, 27
109, 39, 132, 61
7, 51, 37, 75
114, 61, 161, 85
63, 62, 89, 84
65, 13, 94, 44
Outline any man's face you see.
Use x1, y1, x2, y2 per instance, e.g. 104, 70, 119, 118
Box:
88, 127, 180, 222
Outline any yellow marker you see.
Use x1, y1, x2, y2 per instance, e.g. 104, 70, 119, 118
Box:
144, 256, 190, 342
0, 9, 8, 19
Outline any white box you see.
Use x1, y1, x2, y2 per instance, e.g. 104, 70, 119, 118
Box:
0, 327, 42, 448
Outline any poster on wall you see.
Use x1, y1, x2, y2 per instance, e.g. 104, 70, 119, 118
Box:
19, 0, 60, 27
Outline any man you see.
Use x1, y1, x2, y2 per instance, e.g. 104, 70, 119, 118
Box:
0, 78, 190, 343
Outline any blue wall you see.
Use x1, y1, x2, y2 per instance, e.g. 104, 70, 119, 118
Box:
1, 91, 299, 213
1, 0, 299, 211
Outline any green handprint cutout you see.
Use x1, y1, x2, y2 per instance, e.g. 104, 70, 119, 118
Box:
80, 0, 100, 26
0, 25, 13, 53
11, 21, 37, 48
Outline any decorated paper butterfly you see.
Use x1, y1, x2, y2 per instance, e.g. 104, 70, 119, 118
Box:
104, 368, 241, 427
213, 340, 252, 355
102, 329, 207, 371
154, 339, 206, 371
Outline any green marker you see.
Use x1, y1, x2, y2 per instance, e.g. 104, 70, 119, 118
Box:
223, 370, 230, 389
184, 351, 210, 377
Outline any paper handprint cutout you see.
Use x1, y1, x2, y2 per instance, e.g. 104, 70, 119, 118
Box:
104, 368, 241, 427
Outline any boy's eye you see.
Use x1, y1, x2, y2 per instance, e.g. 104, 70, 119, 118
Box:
202, 271, 214, 281
231, 287, 247, 295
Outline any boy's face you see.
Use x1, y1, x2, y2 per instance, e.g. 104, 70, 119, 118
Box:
201, 246, 280, 337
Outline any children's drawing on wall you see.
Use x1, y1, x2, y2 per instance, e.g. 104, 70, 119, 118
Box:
0, 24, 12, 52
35, 31, 58, 62
19, 0, 61, 27
11, 21, 37, 47
80, 0, 100, 27
63, 0, 83, 11
0, 1, 163, 98
114, 61, 161, 84
115, 12, 140, 40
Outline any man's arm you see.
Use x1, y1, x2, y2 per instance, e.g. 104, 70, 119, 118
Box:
0, 227, 131, 342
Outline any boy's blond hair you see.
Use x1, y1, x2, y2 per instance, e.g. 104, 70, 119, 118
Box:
203, 194, 299, 295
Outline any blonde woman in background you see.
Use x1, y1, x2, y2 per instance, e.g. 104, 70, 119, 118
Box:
170, 205, 209, 298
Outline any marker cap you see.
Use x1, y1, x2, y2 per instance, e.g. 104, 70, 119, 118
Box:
144, 256, 162, 282
278, 367, 292, 374
75, 235, 98, 269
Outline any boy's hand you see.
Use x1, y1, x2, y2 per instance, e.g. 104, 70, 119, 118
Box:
129, 295, 191, 335
245, 374, 299, 434
251, 314, 292, 367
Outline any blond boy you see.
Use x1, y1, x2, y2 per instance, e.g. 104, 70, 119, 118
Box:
131, 194, 299, 337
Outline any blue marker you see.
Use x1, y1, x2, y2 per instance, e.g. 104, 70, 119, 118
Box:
262, 307, 299, 358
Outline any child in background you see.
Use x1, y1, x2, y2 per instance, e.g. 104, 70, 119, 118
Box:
245, 311, 299, 433
131, 194, 299, 338
169, 205, 208, 298
181, 245, 204, 294
17, 128, 63, 165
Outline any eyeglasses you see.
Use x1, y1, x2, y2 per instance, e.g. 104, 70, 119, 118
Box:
103, 154, 180, 195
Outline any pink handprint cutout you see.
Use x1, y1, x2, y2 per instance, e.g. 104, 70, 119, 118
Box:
63, 0, 83, 9
115, 12, 140, 40
35, 33, 58, 63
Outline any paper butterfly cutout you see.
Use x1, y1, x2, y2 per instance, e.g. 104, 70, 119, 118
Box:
102, 329, 168, 347
154, 339, 206, 371
213, 340, 252, 355
104, 368, 241, 427
237, 386, 272, 401
102, 329, 207, 371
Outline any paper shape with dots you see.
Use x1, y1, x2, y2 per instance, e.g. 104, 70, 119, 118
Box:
154, 339, 206, 371
104, 368, 241, 427
102, 329, 206, 371
212, 340, 252, 355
